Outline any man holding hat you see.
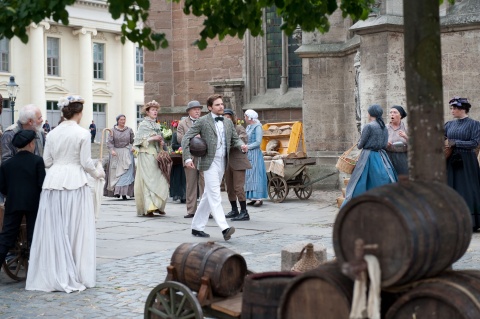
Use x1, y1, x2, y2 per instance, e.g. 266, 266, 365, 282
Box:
177, 100, 205, 218
0, 130, 46, 266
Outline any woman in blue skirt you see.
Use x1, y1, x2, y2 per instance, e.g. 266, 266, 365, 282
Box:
342, 104, 398, 207
244, 109, 268, 207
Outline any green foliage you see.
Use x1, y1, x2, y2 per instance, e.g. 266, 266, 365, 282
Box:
4, 0, 454, 51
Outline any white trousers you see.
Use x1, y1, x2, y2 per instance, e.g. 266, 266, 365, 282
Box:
192, 156, 230, 232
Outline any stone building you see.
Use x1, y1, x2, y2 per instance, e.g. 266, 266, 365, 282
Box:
0, 0, 144, 134
146, 0, 480, 188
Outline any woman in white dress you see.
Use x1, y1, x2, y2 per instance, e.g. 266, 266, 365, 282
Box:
26, 95, 105, 293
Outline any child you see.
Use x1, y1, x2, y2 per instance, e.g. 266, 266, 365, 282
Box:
0, 130, 46, 265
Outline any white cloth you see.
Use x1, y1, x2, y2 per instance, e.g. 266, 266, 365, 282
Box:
42, 120, 103, 190
192, 155, 229, 232
25, 186, 96, 293
349, 255, 381, 319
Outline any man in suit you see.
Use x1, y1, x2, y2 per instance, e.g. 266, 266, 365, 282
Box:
1, 104, 45, 163
0, 130, 46, 264
177, 101, 205, 218
181, 94, 248, 241
223, 109, 252, 221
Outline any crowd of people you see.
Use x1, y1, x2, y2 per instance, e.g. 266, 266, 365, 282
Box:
0, 93, 479, 294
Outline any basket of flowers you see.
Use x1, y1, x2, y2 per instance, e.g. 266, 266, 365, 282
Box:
170, 147, 183, 166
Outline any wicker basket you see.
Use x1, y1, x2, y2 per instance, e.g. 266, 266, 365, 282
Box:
336, 144, 358, 174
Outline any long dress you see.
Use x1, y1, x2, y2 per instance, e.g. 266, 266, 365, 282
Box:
244, 122, 268, 199
103, 126, 135, 198
386, 121, 408, 175
133, 118, 169, 216
26, 120, 103, 293
342, 121, 398, 207
169, 132, 186, 202
445, 117, 480, 229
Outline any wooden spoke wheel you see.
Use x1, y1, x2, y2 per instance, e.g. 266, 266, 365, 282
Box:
144, 281, 203, 319
294, 174, 313, 200
268, 176, 289, 203
2, 225, 29, 281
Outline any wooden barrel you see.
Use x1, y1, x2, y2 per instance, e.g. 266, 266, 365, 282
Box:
170, 242, 247, 297
386, 270, 480, 319
241, 271, 298, 319
333, 180, 472, 287
278, 262, 354, 319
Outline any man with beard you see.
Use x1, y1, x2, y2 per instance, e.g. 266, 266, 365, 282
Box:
1, 104, 45, 162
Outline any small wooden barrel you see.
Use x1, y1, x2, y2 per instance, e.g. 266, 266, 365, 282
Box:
241, 271, 298, 319
386, 270, 480, 319
170, 242, 247, 297
333, 180, 472, 287
278, 262, 354, 319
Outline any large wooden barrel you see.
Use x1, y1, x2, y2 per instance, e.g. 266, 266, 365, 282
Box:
386, 270, 480, 319
333, 180, 472, 287
170, 242, 247, 297
278, 262, 354, 319
241, 271, 298, 319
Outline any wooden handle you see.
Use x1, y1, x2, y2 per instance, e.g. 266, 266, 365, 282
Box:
100, 128, 113, 162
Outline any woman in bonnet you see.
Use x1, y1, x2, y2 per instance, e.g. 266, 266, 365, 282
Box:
104, 114, 135, 200
133, 100, 169, 217
26, 95, 105, 293
342, 104, 398, 207
244, 109, 268, 207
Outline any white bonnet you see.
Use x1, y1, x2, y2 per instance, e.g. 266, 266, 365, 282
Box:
244, 109, 258, 121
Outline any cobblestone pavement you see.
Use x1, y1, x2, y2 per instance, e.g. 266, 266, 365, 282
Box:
1, 187, 479, 318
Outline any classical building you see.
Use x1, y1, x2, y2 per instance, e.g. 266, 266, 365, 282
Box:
0, 0, 144, 134
146, 0, 480, 188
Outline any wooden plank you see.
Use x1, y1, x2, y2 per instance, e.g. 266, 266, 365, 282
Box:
210, 293, 242, 318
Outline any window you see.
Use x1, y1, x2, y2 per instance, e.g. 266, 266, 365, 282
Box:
0, 38, 9, 72
93, 43, 105, 79
137, 104, 143, 123
93, 103, 106, 113
136, 47, 144, 83
265, 6, 302, 89
47, 37, 60, 76
46, 100, 60, 111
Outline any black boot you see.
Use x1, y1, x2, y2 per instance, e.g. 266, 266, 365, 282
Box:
226, 209, 239, 218
231, 209, 250, 221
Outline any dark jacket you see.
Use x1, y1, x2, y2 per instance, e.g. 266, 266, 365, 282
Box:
0, 151, 46, 214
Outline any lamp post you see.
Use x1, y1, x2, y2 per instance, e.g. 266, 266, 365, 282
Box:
6, 76, 19, 125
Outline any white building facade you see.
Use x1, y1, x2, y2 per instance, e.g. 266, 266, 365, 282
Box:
0, 0, 144, 134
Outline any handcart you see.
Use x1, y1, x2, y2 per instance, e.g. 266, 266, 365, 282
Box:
0, 206, 29, 281
261, 121, 334, 203
144, 242, 251, 319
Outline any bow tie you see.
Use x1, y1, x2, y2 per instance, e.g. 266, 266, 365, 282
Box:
215, 117, 224, 122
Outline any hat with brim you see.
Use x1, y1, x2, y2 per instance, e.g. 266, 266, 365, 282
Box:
12, 130, 36, 148
186, 100, 203, 112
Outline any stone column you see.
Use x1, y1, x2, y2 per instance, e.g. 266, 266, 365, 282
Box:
29, 22, 50, 118
73, 27, 97, 128
119, 38, 136, 131
280, 30, 288, 95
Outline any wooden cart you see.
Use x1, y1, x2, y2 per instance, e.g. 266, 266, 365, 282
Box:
144, 242, 250, 319
0, 206, 29, 281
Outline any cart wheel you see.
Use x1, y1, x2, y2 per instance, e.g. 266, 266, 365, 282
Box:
144, 281, 203, 319
268, 176, 289, 203
2, 226, 29, 281
294, 174, 313, 200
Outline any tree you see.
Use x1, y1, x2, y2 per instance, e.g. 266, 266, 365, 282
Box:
0, 0, 375, 50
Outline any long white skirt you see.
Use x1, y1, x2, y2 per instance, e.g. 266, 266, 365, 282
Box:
25, 186, 96, 293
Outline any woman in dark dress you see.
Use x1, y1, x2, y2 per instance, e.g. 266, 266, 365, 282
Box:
386, 105, 408, 175
169, 131, 186, 203
445, 97, 480, 231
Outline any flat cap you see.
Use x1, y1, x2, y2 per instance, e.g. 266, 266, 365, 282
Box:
12, 130, 36, 148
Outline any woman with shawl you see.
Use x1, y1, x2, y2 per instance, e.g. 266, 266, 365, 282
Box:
133, 100, 169, 217
244, 109, 268, 207
342, 104, 398, 207
104, 114, 135, 199
386, 105, 409, 175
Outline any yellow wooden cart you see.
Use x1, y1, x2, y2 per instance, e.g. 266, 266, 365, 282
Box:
261, 122, 317, 203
